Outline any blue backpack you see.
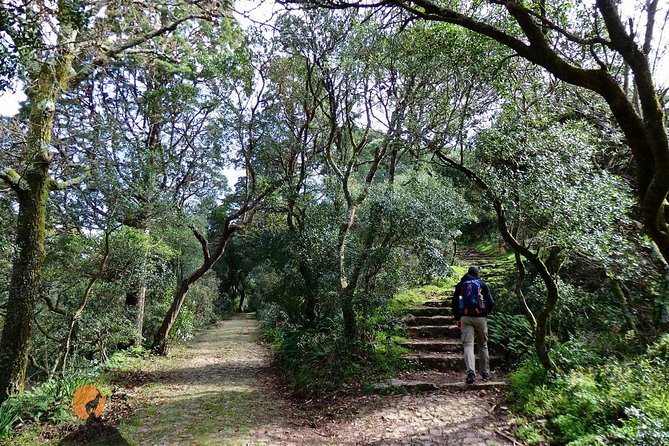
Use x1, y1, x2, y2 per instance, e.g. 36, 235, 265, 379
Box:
459, 279, 486, 316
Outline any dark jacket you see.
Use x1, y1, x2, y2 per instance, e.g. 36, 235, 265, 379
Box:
451, 273, 494, 320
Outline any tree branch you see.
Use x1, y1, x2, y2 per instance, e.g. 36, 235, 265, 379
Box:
492, 0, 613, 48
71, 13, 213, 87
42, 295, 68, 316
190, 224, 211, 261
0, 169, 23, 192
48, 173, 88, 191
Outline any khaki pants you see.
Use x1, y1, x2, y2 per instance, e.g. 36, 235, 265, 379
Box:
460, 316, 489, 375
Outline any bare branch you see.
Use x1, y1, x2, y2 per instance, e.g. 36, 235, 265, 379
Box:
643, 0, 659, 55
42, 295, 68, 316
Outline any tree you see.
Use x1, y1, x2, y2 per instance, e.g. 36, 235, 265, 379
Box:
63, 24, 241, 343
0, 0, 225, 402
295, 0, 669, 269
150, 28, 281, 353
439, 100, 633, 370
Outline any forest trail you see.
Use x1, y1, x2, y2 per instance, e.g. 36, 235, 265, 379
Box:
103, 313, 516, 446
389, 246, 513, 391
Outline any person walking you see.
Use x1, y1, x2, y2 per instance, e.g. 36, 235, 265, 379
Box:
451, 265, 495, 384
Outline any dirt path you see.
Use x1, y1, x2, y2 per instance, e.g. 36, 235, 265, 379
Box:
112, 315, 514, 446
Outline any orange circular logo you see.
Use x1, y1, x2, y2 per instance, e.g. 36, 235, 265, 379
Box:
72, 384, 106, 420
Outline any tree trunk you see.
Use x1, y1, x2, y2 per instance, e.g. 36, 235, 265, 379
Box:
0, 185, 50, 401
534, 329, 554, 373
497, 202, 559, 373
0, 62, 62, 402
126, 226, 150, 346
341, 290, 357, 340
300, 261, 318, 326
152, 224, 235, 355
336, 204, 359, 340
610, 276, 643, 341
237, 287, 245, 313
135, 284, 147, 343
152, 280, 195, 355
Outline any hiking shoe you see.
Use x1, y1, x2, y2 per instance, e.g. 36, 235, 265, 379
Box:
465, 372, 476, 384
481, 371, 490, 382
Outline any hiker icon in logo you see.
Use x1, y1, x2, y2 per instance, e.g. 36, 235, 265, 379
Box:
73, 384, 106, 420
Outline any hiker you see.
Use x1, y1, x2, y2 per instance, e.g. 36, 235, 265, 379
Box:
451, 265, 495, 384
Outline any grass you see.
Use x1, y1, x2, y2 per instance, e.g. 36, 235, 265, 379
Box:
117, 317, 272, 445
389, 267, 466, 315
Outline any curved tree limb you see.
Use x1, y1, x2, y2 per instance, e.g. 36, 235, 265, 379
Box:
433, 148, 557, 371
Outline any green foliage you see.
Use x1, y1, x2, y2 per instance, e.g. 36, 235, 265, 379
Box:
390, 270, 464, 315
101, 346, 149, 373
488, 313, 534, 363
0, 369, 102, 438
508, 359, 548, 411
478, 115, 634, 261
263, 317, 407, 396
265, 326, 363, 395
0, 400, 19, 439
511, 342, 669, 445
551, 338, 604, 371
647, 334, 669, 360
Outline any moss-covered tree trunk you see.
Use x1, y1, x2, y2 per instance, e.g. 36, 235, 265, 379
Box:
0, 179, 50, 401
0, 64, 61, 401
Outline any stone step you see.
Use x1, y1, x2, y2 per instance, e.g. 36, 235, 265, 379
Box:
371, 379, 439, 393
403, 315, 454, 326
406, 306, 451, 317
404, 352, 503, 371
401, 338, 462, 353
461, 261, 498, 267
423, 300, 450, 307
407, 325, 460, 338
370, 378, 507, 394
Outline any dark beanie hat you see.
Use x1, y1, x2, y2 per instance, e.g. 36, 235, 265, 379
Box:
468, 265, 480, 276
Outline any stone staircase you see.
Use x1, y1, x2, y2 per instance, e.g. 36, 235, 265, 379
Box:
374, 247, 512, 393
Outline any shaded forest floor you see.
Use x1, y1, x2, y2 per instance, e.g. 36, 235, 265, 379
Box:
58, 315, 516, 445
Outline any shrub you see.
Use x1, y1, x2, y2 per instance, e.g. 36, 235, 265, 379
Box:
264, 307, 408, 396
488, 313, 534, 363
551, 337, 604, 371
101, 346, 149, 372
508, 359, 547, 412
0, 400, 20, 438
0, 369, 105, 438
511, 347, 669, 445
270, 326, 362, 395
611, 407, 669, 446
22, 371, 101, 424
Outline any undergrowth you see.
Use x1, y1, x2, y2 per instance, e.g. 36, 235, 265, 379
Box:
390, 267, 465, 315
0, 347, 148, 442
262, 274, 464, 396
511, 334, 669, 445
262, 315, 408, 396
